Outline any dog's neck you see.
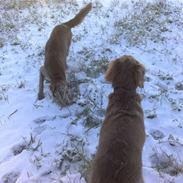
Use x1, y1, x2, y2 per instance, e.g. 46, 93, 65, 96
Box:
113, 85, 136, 95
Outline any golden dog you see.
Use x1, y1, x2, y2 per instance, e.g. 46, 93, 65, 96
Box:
38, 3, 92, 101
89, 55, 146, 183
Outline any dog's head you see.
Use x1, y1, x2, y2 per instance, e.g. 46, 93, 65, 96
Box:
105, 55, 145, 89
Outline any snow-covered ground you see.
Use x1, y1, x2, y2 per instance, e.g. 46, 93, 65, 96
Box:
0, 0, 183, 182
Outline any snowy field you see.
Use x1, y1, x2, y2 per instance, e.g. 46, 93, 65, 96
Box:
0, 0, 183, 182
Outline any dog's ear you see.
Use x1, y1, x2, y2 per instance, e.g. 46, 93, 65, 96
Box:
105, 60, 119, 83
134, 64, 145, 88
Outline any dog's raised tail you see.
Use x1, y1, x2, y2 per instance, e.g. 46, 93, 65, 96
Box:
64, 3, 92, 28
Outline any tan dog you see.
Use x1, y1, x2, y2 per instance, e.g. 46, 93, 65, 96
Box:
38, 3, 92, 100
89, 55, 146, 183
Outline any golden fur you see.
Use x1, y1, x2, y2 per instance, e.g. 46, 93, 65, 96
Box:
38, 3, 92, 100
89, 55, 146, 183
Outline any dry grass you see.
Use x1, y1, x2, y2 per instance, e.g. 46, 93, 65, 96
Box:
12, 133, 42, 155
0, 0, 79, 45
0, 0, 75, 10
151, 148, 183, 176
54, 134, 91, 181
1, 171, 20, 183
113, 0, 183, 46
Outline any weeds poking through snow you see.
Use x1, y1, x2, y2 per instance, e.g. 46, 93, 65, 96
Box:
0, 39, 4, 48
0, 85, 9, 102
113, 0, 183, 46
145, 109, 157, 119
84, 57, 109, 78
150, 129, 165, 140
75, 82, 105, 131
1, 171, 20, 183
12, 133, 42, 155
8, 109, 18, 119
16, 80, 25, 89
151, 148, 183, 176
54, 134, 91, 181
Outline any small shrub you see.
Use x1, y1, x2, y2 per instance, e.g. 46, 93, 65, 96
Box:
55, 134, 91, 180
151, 148, 183, 176
12, 134, 42, 155
1, 171, 20, 183
85, 57, 109, 78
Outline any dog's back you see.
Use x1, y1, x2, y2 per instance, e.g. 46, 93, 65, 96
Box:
90, 92, 145, 183
44, 3, 92, 84
45, 25, 71, 83
89, 56, 145, 183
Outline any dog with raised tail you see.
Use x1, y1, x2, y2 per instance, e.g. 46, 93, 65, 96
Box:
89, 55, 146, 183
38, 3, 92, 102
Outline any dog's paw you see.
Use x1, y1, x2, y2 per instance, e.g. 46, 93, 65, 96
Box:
38, 93, 45, 100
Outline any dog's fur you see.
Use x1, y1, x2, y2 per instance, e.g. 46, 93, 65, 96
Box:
38, 3, 92, 100
89, 55, 146, 183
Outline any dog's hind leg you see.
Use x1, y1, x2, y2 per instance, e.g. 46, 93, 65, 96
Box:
38, 66, 46, 100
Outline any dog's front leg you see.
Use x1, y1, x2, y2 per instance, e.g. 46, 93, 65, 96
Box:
55, 82, 70, 106
38, 66, 46, 100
